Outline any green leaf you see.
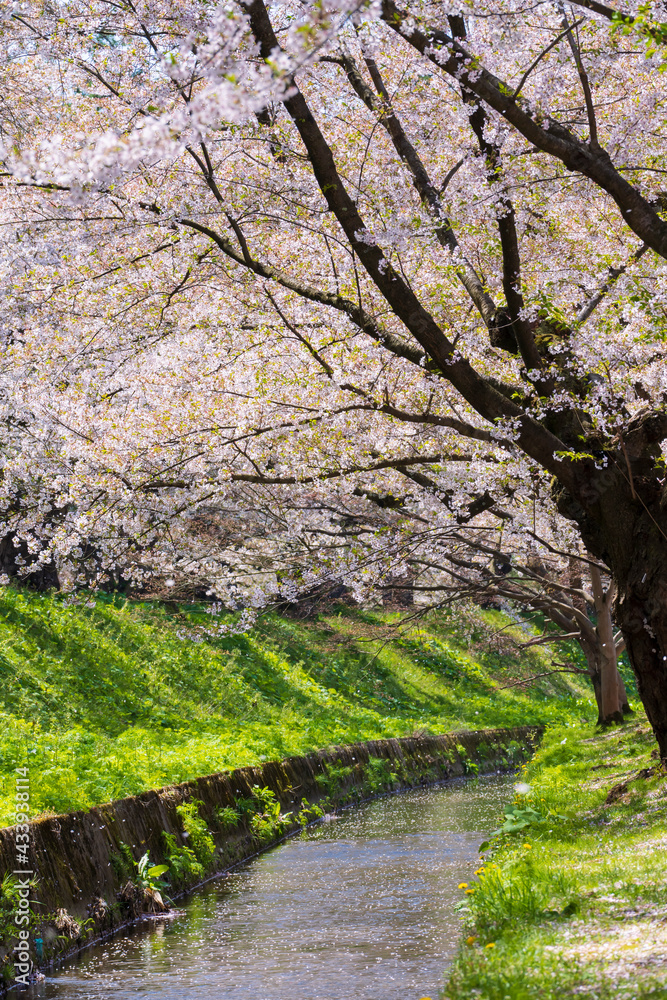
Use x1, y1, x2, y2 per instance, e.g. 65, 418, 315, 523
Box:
501, 819, 529, 833
146, 864, 169, 877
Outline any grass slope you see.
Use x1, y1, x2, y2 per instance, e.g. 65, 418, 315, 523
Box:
445, 718, 667, 1000
0, 588, 596, 825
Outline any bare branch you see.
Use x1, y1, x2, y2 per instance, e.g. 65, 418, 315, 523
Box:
517, 631, 582, 648
500, 665, 589, 688
522, 529, 608, 569
265, 292, 334, 377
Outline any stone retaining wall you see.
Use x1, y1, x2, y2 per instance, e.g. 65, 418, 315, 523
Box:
0, 725, 541, 985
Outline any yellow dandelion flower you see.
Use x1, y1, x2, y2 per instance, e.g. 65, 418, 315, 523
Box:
465, 888, 475, 894
523, 843, 532, 849
485, 942, 496, 949
474, 868, 484, 875
465, 936, 477, 946
458, 882, 468, 889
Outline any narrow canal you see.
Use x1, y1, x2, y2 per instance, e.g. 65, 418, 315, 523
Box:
27, 775, 512, 1000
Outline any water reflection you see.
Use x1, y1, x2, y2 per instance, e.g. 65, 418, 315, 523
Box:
27, 775, 511, 1000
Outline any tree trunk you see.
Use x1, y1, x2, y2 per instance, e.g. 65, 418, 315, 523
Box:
579, 635, 632, 725
567, 558, 587, 614
382, 571, 415, 608
0, 533, 59, 591
573, 456, 667, 758
581, 642, 604, 724
589, 563, 623, 724
616, 668, 631, 715
617, 576, 667, 759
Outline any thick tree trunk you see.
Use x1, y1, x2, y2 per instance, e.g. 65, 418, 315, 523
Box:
617, 582, 667, 759
552, 411, 667, 756
576, 465, 667, 758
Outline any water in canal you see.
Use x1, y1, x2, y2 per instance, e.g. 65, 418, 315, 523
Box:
26, 775, 512, 1000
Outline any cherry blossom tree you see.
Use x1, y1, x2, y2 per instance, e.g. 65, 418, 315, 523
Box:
1, 0, 667, 749
401, 531, 631, 724
228, 481, 630, 723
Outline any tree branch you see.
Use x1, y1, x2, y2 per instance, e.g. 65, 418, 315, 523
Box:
447, 15, 543, 372
380, 0, 667, 260
142, 453, 448, 488
325, 46, 497, 328
513, 20, 585, 100
242, 0, 578, 486
178, 218, 428, 370
576, 243, 650, 323
569, 0, 667, 44
559, 7, 600, 150
499, 665, 589, 688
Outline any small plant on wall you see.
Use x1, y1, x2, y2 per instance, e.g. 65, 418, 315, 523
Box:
0, 874, 39, 984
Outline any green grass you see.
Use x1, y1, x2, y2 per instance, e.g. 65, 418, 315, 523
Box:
445, 719, 667, 1000
0, 588, 598, 825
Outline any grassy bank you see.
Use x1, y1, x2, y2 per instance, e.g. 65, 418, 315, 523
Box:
445, 719, 667, 1000
0, 588, 595, 825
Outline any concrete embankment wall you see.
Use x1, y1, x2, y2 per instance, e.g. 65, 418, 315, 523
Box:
0, 725, 540, 981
